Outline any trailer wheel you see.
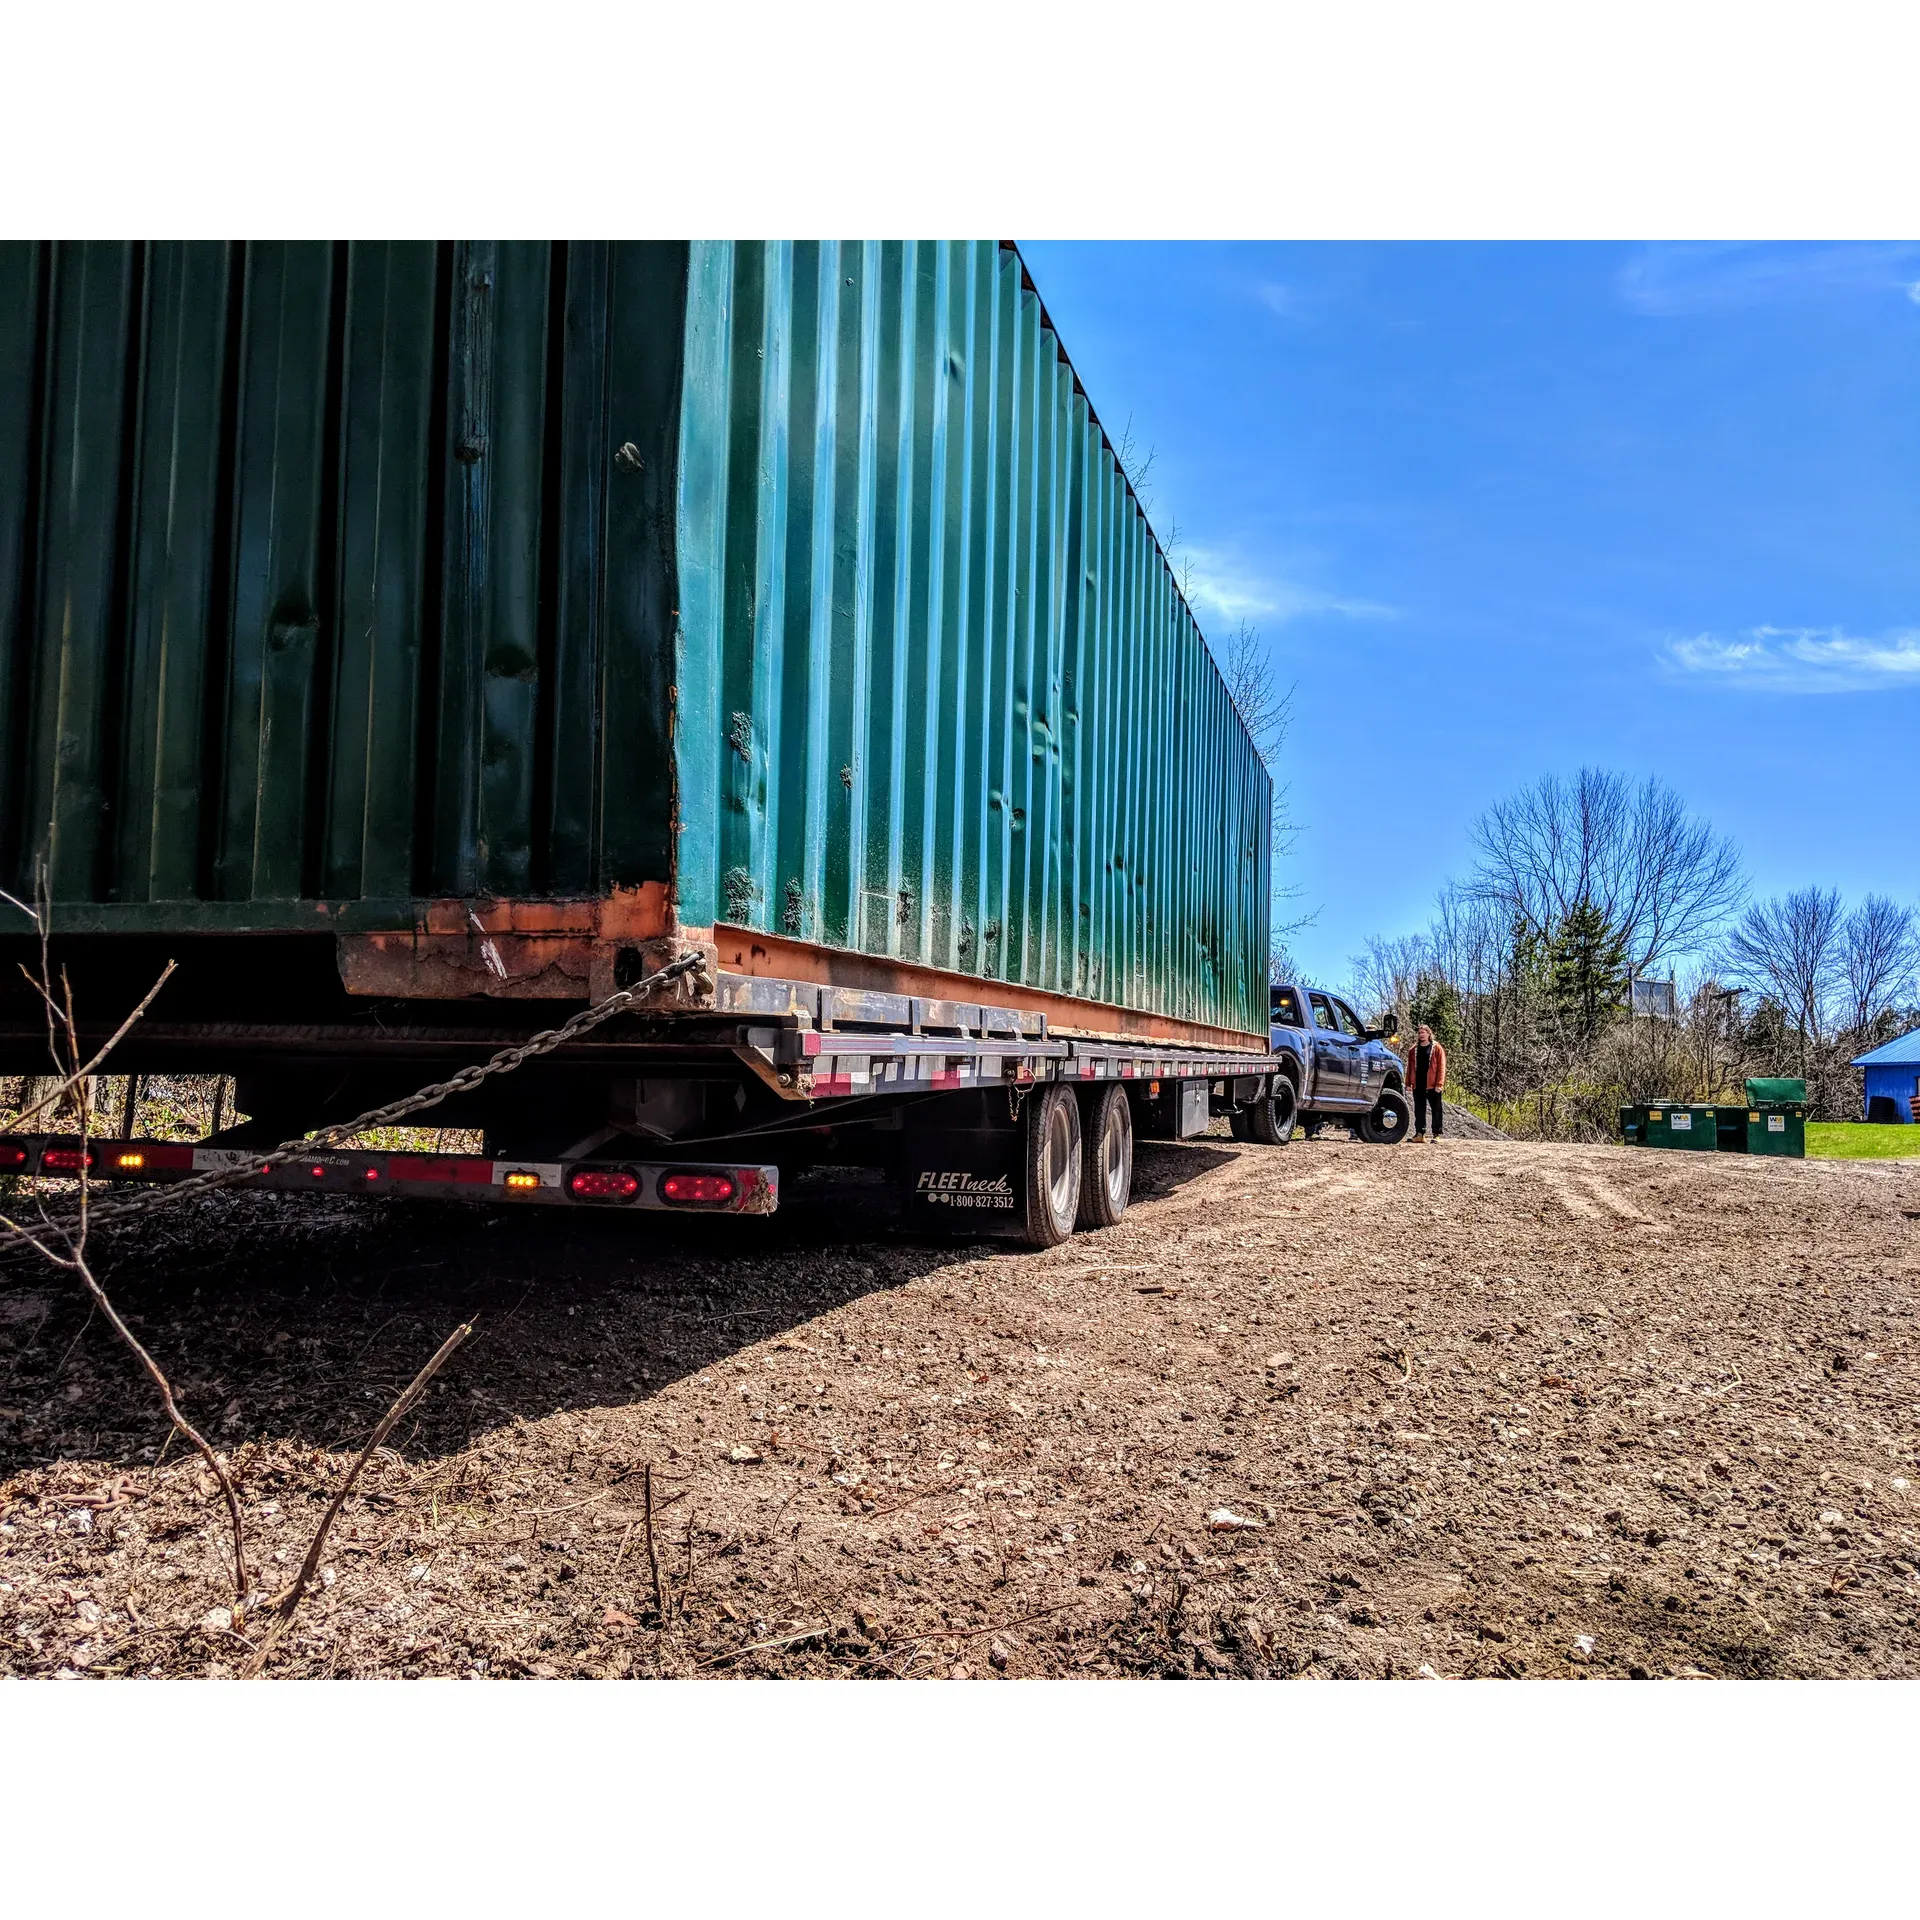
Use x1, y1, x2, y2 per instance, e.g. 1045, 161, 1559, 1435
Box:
1359, 1089, 1412, 1146
1246, 1076, 1298, 1146
1076, 1083, 1133, 1229
1020, 1083, 1085, 1248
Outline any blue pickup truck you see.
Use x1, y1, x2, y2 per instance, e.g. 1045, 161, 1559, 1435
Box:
1228, 982, 1411, 1147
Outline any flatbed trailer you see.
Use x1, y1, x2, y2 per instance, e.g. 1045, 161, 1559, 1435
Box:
1, 960, 1302, 1247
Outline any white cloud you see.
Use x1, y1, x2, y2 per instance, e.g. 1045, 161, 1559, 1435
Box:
1179, 543, 1392, 628
1256, 283, 1302, 320
1619, 242, 1920, 316
1664, 626, 1920, 692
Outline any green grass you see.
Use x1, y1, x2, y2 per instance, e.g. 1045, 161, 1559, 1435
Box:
1806, 1121, 1920, 1161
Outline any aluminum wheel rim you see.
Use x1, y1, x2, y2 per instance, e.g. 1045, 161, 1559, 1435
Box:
1378, 1101, 1403, 1134
1045, 1101, 1078, 1221
1100, 1099, 1131, 1208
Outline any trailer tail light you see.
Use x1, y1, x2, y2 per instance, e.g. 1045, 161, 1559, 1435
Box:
567, 1168, 640, 1202
659, 1172, 737, 1208
503, 1171, 542, 1191
0, 1143, 30, 1170
42, 1147, 94, 1172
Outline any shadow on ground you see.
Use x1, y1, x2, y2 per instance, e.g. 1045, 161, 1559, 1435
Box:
0, 1141, 1240, 1480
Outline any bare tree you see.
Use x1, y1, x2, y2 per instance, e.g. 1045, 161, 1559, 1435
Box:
1723, 886, 1846, 1069
1216, 617, 1313, 957
1467, 767, 1744, 974
1350, 932, 1428, 1030
1220, 617, 1290, 770
1839, 894, 1917, 1039
1112, 413, 1156, 516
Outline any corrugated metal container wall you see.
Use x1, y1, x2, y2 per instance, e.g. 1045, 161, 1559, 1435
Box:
2, 239, 1272, 1041
674, 241, 1270, 1038
0, 240, 685, 926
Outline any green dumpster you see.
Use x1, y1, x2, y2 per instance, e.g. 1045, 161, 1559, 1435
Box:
1746, 1078, 1807, 1106
1745, 1104, 1806, 1158
1621, 1104, 1646, 1145
1640, 1103, 1719, 1150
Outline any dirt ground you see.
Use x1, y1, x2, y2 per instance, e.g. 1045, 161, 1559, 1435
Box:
2, 1128, 1917, 1680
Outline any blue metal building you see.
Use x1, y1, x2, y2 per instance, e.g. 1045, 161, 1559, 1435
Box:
1852, 1028, 1920, 1123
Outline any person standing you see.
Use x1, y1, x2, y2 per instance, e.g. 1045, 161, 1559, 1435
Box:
1403, 1023, 1447, 1141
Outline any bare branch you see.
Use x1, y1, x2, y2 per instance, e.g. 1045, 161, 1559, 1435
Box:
6, 961, 177, 1133
1723, 887, 1846, 1064
1840, 895, 1917, 1038
1466, 768, 1744, 973
244, 1322, 474, 1674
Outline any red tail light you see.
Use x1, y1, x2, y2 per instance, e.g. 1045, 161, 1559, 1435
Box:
0, 1143, 29, 1170
42, 1147, 95, 1172
567, 1167, 640, 1202
659, 1172, 737, 1207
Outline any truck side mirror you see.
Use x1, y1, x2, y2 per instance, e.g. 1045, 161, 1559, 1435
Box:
1367, 1014, 1399, 1040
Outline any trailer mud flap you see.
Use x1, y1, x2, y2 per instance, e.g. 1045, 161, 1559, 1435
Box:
901, 1129, 1026, 1235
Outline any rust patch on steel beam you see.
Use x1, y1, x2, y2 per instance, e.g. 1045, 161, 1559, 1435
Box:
338, 886, 678, 1000
691, 924, 1266, 1052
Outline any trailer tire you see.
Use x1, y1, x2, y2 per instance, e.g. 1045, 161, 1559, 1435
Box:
1246, 1076, 1298, 1146
1076, 1083, 1134, 1229
1359, 1088, 1412, 1146
1021, 1083, 1085, 1248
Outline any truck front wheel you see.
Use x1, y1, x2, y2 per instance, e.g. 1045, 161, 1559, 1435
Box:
1021, 1083, 1085, 1248
1359, 1089, 1412, 1145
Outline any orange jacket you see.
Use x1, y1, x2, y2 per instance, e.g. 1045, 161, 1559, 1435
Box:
1402, 1037, 1447, 1091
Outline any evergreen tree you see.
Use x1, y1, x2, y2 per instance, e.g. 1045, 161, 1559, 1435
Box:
1547, 899, 1630, 1046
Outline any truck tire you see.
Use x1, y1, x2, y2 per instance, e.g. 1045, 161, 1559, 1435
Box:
1247, 1076, 1299, 1146
1076, 1083, 1134, 1229
1359, 1089, 1412, 1146
1021, 1083, 1084, 1248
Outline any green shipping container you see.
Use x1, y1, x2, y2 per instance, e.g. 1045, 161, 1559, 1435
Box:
0, 241, 1271, 1047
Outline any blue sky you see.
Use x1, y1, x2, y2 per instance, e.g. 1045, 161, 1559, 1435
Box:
1019, 242, 1920, 987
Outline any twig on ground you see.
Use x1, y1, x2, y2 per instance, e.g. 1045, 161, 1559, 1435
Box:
643, 1460, 665, 1621
243, 1321, 473, 1675
675, 1507, 696, 1622
882, 1601, 1074, 1655
698, 1621, 833, 1668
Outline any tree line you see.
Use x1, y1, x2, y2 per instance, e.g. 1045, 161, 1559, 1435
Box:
1347, 768, 1918, 1137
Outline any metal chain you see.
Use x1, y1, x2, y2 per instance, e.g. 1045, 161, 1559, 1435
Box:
1, 951, 708, 1246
